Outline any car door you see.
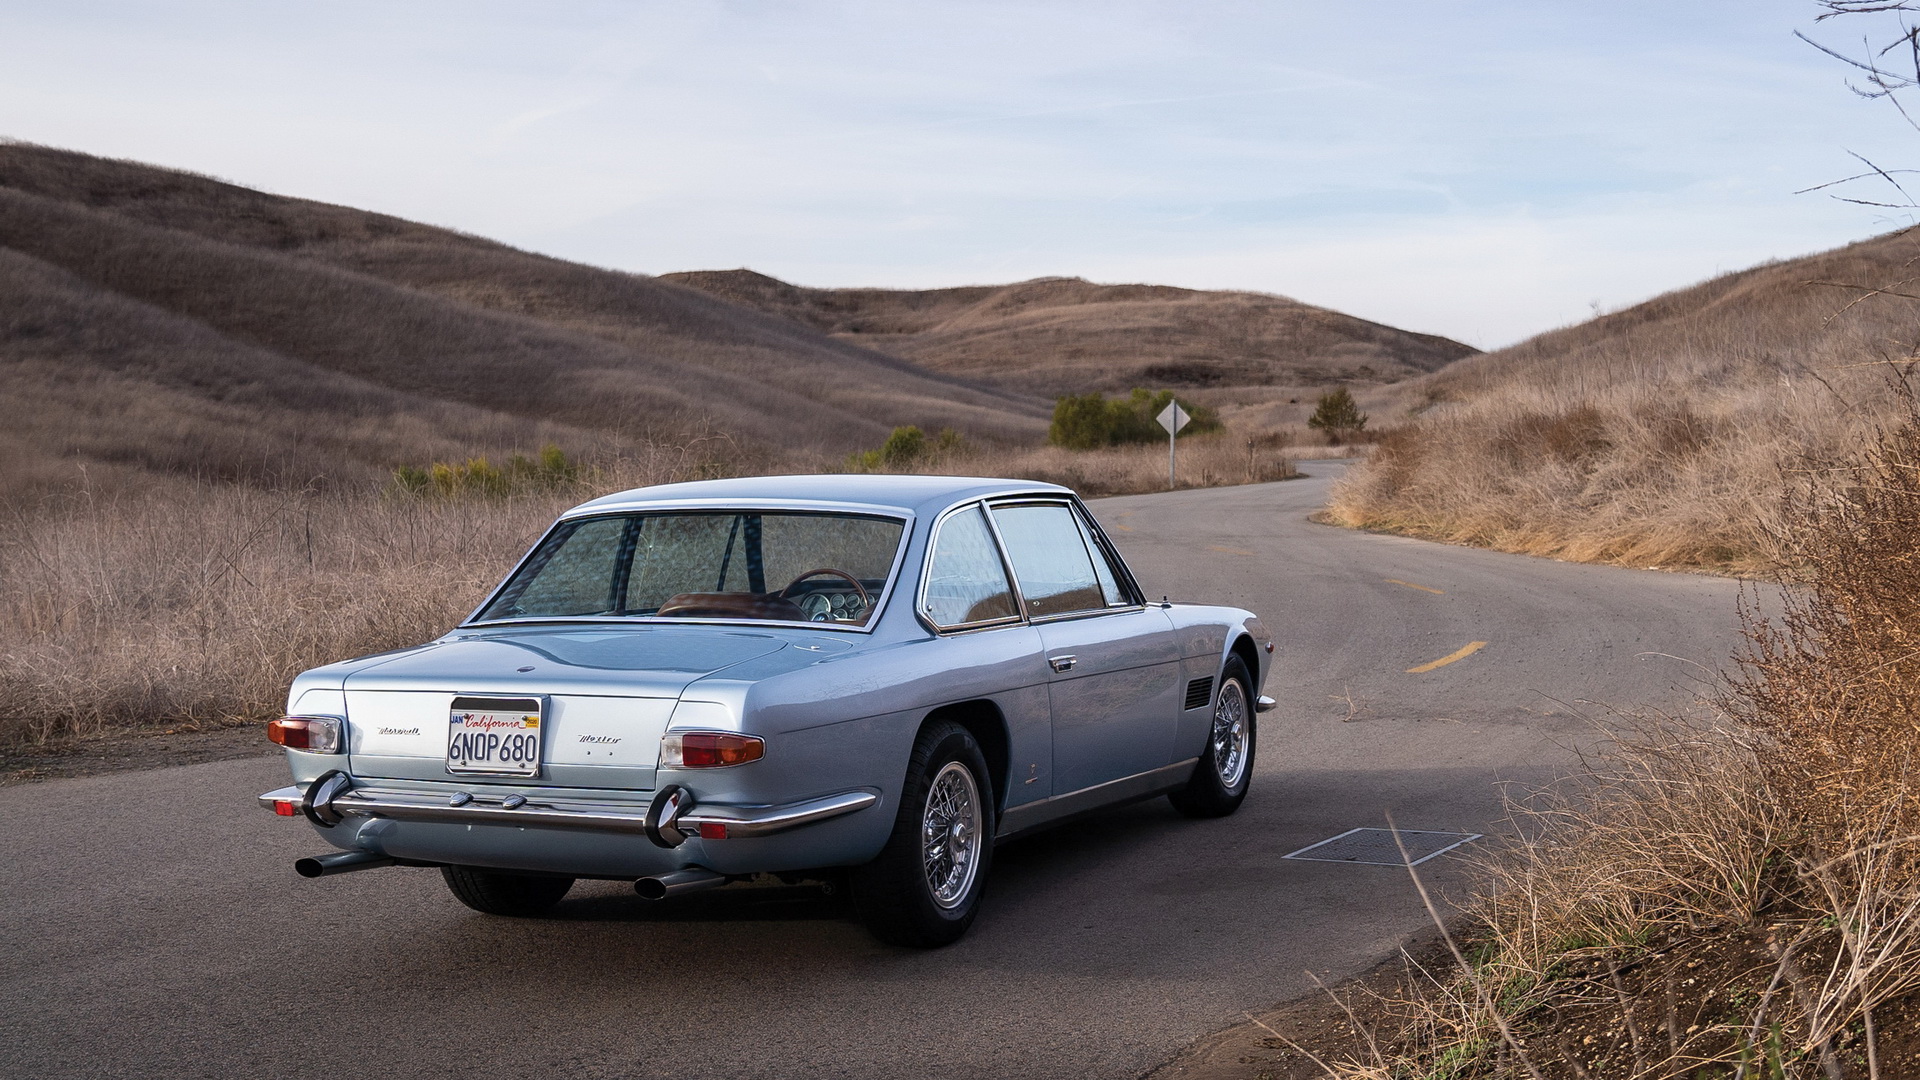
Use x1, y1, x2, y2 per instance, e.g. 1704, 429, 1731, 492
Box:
917, 502, 1055, 808
987, 500, 1181, 795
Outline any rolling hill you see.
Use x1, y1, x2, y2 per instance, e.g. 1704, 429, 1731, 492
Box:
659, 269, 1477, 397
1328, 225, 1920, 568
0, 143, 1050, 496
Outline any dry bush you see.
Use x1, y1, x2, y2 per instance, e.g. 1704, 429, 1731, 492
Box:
1728, 402, 1920, 846
1329, 377, 1874, 571
1324, 407, 1920, 1078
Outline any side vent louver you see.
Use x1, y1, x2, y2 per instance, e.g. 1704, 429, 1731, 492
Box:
1184, 677, 1214, 711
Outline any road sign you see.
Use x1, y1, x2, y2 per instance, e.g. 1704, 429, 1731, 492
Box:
1157, 400, 1189, 490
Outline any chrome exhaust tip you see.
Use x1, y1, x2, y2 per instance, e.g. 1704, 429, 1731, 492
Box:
634, 868, 728, 900
294, 850, 397, 878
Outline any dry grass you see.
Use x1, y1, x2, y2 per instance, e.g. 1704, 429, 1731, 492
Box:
1313, 405, 1920, 1078
1326, 227, 1920, 571
0, 428, 1299, 748
842, 431, 1301, 495
0, 442, 747, 748
661, 269, 1476, 398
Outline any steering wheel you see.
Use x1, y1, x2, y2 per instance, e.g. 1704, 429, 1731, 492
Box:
777, 568, 872, 613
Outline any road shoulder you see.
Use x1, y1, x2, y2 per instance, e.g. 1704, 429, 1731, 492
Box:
1, 723, 272, 787
1145, 935, 1450, 1080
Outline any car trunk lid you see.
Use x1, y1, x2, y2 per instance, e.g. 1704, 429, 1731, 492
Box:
343, 626, 786, 789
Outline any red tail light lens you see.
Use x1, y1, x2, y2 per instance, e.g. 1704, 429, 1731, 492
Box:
268, 716, 343, 754
660, 731, 765, 769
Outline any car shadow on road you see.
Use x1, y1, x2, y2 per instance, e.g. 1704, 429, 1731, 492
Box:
543, 795, 1194, 930
551, 878, 853, 924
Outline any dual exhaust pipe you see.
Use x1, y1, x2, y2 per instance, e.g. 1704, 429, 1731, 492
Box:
292, 773, 727, 895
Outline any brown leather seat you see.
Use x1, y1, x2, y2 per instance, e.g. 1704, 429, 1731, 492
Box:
655, 592, 808, 621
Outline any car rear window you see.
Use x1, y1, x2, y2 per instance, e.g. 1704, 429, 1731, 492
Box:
475, 511, 906, 626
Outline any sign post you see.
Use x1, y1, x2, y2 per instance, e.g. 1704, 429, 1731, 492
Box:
1156, 400, 1190, 490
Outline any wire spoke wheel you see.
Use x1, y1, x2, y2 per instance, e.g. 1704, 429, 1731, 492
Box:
1210, 678, 1249, 789
852, 720, 995, 946
921, 761, 982, 909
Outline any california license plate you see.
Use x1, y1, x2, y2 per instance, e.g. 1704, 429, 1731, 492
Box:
446, 696, 544, 777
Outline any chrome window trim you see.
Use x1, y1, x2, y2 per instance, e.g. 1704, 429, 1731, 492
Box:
1069, 497, 1146, 608
463, 506, 915, 635
978, 500, 1033, 622
983, 497, 1142, 623
916, 500, 1028, 635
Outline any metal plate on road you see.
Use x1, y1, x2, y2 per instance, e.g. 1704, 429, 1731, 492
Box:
446, 696, 544, 777
1281, 827, 1481, 867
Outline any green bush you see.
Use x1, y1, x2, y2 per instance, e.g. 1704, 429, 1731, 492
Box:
392, 444, 583, 497
846, 426, 966, 471
1048, 389, 1220, 449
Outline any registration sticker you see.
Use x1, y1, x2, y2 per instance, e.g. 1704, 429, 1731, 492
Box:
446, 696, 544, 777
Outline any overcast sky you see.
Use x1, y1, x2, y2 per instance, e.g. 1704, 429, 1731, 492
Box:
2, 1, 1914, 348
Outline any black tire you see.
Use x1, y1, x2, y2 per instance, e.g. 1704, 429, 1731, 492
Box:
440, 865, 575, 917
1169, 656, 1256, 818
851, 721, 995, 947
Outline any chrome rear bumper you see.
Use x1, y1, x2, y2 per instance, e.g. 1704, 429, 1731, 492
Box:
258, 781, 877, 840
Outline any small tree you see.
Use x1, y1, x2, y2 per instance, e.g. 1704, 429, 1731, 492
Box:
1307, 388, 1368, 444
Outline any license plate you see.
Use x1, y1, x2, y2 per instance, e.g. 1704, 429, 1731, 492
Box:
446, 696, 544, 777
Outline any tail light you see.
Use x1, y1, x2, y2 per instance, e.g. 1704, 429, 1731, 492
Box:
660, 731, 764, 768
269, 715, 343, 754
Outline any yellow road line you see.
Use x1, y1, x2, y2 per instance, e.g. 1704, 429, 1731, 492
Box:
1112, 524, 1133, 531
1208, 545, 1254, 556
1385, 578, 1445, 595
1406, 641, 1488, 673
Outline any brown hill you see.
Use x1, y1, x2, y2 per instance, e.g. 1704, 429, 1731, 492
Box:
0, 143, 1049, 496
659, 269, 1477, 397
1328, 226, 1920, 568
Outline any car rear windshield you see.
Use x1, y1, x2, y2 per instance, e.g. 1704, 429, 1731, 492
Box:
473, 511, 907, 627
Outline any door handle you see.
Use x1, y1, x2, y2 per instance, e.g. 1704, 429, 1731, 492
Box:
1048, 655, 1077, 672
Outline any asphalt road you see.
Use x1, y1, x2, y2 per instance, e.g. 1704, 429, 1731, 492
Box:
0, 463, 1752, 1080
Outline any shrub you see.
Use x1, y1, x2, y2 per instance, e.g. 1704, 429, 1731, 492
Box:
392, 444, 583, 497
846, 426, 965, 471
1047, 389, 1220, 449
1306, 387, 1368, 444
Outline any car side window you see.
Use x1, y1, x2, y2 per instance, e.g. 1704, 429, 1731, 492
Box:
990, 503, 1105, 617
922, 506, 1018, 628
1073, 506, 1132, 606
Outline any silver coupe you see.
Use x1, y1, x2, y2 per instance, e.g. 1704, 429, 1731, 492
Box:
258, 475, 1274, 946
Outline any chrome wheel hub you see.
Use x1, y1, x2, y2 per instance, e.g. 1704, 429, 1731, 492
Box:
922, 761, 982, 910
1211, 679, 1250, 788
